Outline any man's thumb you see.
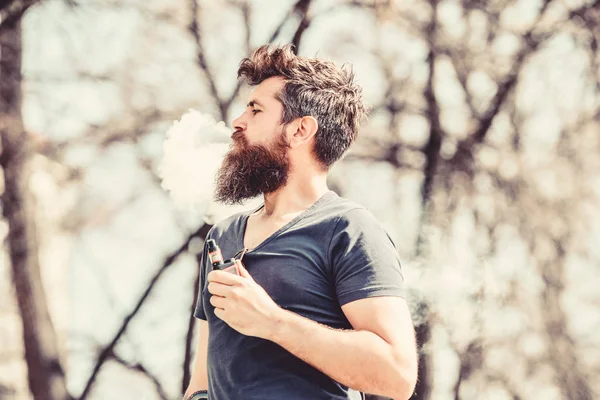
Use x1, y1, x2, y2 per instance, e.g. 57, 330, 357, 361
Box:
235, 260, 252, 279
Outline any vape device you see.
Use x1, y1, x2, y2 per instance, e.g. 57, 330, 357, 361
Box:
206, 239, 239, 275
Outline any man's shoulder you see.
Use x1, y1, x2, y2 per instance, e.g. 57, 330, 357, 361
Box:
322, 196, 389, 239
327, 198, 399, 255
305, 193, 384, 236
326, 195, 378, 225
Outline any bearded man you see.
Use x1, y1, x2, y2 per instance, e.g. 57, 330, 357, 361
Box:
184, 45, 418, 400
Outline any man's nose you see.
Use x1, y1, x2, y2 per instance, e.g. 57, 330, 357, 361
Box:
232, 113, 246, 133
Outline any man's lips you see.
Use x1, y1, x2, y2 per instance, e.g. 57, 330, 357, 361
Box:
231, 130, 244, 140
231, 131, 247, 148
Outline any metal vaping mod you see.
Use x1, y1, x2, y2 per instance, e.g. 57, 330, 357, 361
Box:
206, 239, 239, 275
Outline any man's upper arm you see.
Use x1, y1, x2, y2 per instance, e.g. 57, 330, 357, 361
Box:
187, 320, 209, 393
342, 297, 414, 345
329, 208, 405, 306
196, 319, 209, 364
342, 297, 417, 376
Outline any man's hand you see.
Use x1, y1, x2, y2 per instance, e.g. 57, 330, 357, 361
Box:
207, 260, 283, 339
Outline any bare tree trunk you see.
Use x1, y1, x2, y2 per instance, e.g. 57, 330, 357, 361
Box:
0, 16, 70, 400
540, 241, 593, 400
409, 1, 441, 398
411, 306, 431, 400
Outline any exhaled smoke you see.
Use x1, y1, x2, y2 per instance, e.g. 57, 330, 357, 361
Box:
158, 110, 260, 223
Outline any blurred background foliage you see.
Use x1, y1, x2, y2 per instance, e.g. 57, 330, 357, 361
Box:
0, 0, 599, 399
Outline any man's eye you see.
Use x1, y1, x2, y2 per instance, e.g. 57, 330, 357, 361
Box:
252, 109, 261, 115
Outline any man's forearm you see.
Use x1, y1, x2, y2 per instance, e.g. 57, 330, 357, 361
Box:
183, 359, 208, 398
183, 380, 208, 399
266, 309, 415, 399
184, 320, 209, 399
183, 385, 208, 399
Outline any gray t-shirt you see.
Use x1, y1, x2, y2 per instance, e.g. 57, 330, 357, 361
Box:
194, 191, 405, 400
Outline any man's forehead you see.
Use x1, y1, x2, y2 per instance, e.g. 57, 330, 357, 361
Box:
248, 77, 285, 105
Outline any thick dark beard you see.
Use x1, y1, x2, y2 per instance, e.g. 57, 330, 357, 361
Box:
214, 132, 290, 205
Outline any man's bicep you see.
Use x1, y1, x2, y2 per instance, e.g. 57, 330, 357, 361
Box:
342, 297, 419, 395
341, 296, 413, 345
343, 296, 418, 374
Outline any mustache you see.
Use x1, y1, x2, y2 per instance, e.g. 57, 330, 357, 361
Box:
231, 130, 245, 141
230, 131, 248, 149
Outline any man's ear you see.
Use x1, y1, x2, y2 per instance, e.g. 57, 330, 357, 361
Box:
287, 116, 318, 148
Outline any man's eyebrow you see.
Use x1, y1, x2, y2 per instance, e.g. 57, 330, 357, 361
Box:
247, 100, 264, 108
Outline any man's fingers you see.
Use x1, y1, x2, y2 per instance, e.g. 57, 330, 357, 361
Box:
214, 307, 225, 321
209, 295, 225, 309
207, 269, 245, 284
235, 260, 253, 280
207, 282, 230, 296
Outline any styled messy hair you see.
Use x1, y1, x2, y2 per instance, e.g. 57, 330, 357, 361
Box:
237, 44, 368, 169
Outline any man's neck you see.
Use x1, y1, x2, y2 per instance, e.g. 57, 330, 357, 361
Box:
259, 174, 329, 220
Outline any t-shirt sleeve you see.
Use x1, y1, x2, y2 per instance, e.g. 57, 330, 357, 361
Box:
193, 237, 211, 320
329, 208, 405, 306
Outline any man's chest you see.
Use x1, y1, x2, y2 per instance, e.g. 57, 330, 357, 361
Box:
243, 214, 297, 250
243, 224, 277, 250
204, 236, 351, 329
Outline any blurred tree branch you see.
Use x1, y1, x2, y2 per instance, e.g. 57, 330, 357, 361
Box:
188, 0, 227, 121
538, 236, 593, 400
409, 2, 443, 394
39, 109, 170, 158
0, 0, 41, 34
448, 0, 577, 174
409, 303, 431, 400
0, 383, 17, 399
451, 340, 483, 400
483, 110, 597, 399
416, 0, 443, 246
189, 0, 314, 123
32, 108, 179, 221
484, 371, 523, 400
239, 1, 251, 54
290, 0, 312, 52
69, 332, 170, 399
76, 223, 212, 400
110, 352, 169, 400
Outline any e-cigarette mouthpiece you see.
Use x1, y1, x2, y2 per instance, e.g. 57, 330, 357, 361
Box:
207, 239, 224, 267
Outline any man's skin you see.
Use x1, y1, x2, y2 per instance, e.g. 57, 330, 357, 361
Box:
184, 76, 418, 399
